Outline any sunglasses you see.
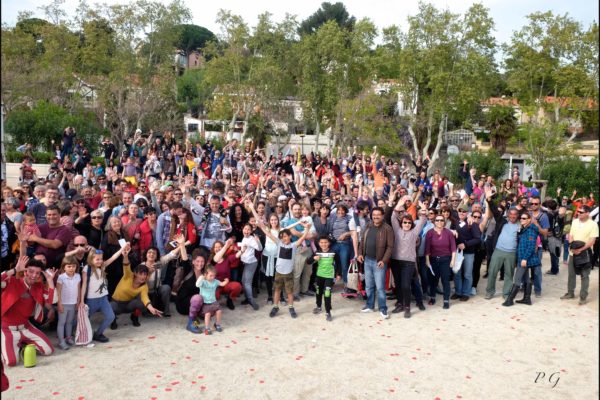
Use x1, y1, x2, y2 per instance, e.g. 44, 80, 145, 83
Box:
402, 221, 412, 225
174, 193, 183, 196
94, 249, 104, 255
520, 217, 530, 220
74, 243, 87, 247
530, 202, 540, 206
435, 219, 445, 222
472, 215, 481, 219
91, 216, 103, 219
458, 210, 467, 213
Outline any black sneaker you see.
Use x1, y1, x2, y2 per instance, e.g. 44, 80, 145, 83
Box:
269, 307, 279, 318
227, 298, 235, 310
289, 307, 298, 318
130, 313, 141, 327
325, 313, 332, 322
313, 307, 322, 314
417, 302, 426, 311
241, 299, 250, 305
460, 296, 469, 302
450, 293, 461, 300
443, 302, 450, 310
93, 333, 109, 343
110, 319, 118, 330
293, 295, 301, 302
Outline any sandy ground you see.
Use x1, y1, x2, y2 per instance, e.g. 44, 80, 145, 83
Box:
2, 260, 598, 400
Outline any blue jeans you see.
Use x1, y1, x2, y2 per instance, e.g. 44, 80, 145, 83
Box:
533, 265, 542, 294
364, 257, 387, 312
86, 296, 115, 335
563, 239, 570, 262
333, 241, 353, 283
430, 256, 451, 302
454, 253, 474, 296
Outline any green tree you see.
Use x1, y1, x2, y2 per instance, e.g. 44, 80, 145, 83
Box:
175, 24, 216, 54
298, 2, 356, 35
398, 2, 498, 165
541, 156, 599, 199
446, 150, 507, 184
519, 121, 570, 179
503, 12, 598, 139
485, 105, 517, 154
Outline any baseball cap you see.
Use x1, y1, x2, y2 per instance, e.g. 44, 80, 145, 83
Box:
458, 204, 469, 212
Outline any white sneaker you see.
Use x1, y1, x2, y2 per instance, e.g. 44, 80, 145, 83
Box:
380, 310, 390, 319
360, 307, 373, 313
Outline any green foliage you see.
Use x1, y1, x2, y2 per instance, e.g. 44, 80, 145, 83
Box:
5, 101, 107, 153
520, 122, 570, 178
298, 2, 356, 35
542, 156, 599, 199
485, 105, 517, 154
5, 151, 55, 164
175, 24, 215, 54
446, 150, 507, 184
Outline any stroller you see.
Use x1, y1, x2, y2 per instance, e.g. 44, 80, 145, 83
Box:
341, 259, 367, 300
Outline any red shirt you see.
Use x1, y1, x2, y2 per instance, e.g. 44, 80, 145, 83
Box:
213, 253, 238, 281
36, 224, 71, 268
425, 228, 457, 257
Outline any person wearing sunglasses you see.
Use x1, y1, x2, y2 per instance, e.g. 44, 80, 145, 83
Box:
561, 205, 598, 305
424, 214, 457, 309
528, 196, 550, 298
452, 205, 481, 302
390, 199, 428, 318
503, 212, 540, 306
484, 188, 520, 301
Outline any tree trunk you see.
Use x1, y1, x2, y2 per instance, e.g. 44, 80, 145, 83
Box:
407, 124, 420, 156
314, 119, 320, 154
430, 118, 445, 166
422, 111, 434, 157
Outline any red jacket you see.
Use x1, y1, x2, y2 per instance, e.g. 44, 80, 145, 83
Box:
1, 272, 54, 324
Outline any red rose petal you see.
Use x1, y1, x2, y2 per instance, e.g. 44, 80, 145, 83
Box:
410, 370, 415, 374
394, 377, 399, 381
259, 380, 265, 384
231, 340, 237, 344
552, 348, 557, 351
249, 369, 255, 372
465, 375, 471, 379
412, 357, 417, 360
192, 339, 199, 343
52, 392, 60, 396
171, 381, 180, 385
79, 365, 85, 369
78, 397, 85, 400
389, 389, 395, 393
191, 381, 197, 385
185, 356, 192, 360
165, 387, 172, 392
28, 379, 35, 382
560, 369, 567, 373
19, 379, 26, 382
156, 374, 162, 378
151, 385, 157, 389
255, 336, 260, 339
107, 346, 113, 349
148, 336, 156, 339
198, 375, 204, 379
128, 339, 134, 342
15, 386, 23, 390
225, 345, 230, 348
434, 397, 441, 400
242, 329, 247, 333
457, 395, 463, 399
200, 385, 207, 390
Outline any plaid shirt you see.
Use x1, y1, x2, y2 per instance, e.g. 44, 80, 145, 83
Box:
517, 223, 540, 267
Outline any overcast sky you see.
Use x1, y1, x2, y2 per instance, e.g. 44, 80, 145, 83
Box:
2, 0, 598, 46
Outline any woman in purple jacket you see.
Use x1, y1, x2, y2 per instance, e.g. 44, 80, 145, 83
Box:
425, 215, 457, 309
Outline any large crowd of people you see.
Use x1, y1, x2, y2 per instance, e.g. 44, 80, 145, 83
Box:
1, 128, 598, 369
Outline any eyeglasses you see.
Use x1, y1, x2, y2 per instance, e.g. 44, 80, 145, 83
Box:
530, 202, 540, 206
469, 197, 475, 201
472, 215, 481, 219
174, 193, 183, 196
520, 217, 530, 220
91, 216, 103, 219
435, 219, 445, 222
74, 243, 87, 247
451, 200, 459, 202
402, 221, 412, 225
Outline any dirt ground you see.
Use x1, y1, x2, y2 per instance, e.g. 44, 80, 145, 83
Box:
2, 261, 598, 400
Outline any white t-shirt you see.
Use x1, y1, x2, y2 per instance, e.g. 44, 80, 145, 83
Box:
57, 272, 81, 305
84, 265, 108, 300
275, 241, 297, 274
240, 236, 262, 264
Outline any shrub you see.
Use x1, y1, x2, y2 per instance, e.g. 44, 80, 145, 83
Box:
541, 156, 599, 200
445, 150, 507, 184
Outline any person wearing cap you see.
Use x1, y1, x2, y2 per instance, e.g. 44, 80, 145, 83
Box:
452, 204, 481, 301
484, 188, 520, 301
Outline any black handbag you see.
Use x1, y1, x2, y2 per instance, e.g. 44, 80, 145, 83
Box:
571, 241, 591, 267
